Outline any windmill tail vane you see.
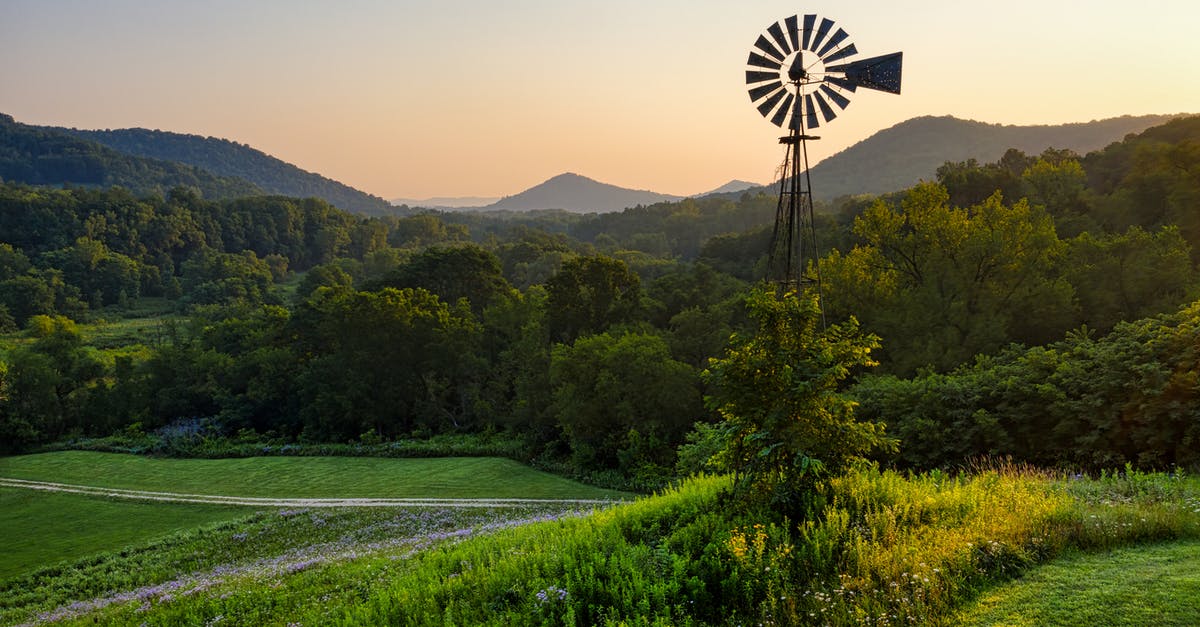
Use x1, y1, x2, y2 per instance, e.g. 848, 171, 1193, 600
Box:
745, 13, 902, 304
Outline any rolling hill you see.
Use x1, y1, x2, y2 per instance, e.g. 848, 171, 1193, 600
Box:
802, 114, 1186, 199
484, 172, 683, 213
60, 126, 395, 216
0, 114, 261, 199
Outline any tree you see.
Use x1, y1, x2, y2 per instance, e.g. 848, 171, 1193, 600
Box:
821, 182, 1075, 374
291, 287, 482, 440
376, 245, 512, 315
545, 255, 642, 343
550, 331, 701, 479
1020, 156, 1093, 236
1065, 226, 1198, 331
3, 315, 104, 443
702, 287, 894, 514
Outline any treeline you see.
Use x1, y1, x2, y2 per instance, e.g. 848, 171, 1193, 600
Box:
0, 251, 746, 488
1, 115, 1198, 480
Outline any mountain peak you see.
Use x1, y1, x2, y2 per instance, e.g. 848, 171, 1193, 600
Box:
486, 173, 682, 213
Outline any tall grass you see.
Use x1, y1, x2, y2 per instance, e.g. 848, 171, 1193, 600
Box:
15, 467, 1200, 625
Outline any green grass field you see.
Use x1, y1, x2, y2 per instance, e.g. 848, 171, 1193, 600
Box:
0, 488, 244, 580
0, 451, 631, 499
0, 451, 629, 584
4, 454, 1197, 625
956, 540, 1200, 626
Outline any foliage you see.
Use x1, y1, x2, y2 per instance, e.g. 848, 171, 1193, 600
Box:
822, 182, 1075, 374
545, 255, 643, 343
549, 331, 701, 482
702, 287, 894, 513
291, 287, 483, 441
369, 244, 513, 315
0, 315, 104, 449
853, 298, 1200, 469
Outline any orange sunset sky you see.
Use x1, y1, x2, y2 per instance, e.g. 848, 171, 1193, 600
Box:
3, 0, 1198, 200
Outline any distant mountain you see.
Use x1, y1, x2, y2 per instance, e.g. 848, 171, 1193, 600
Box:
391, 195, 500, 210
59, 126, 394, 216
697, 180, 762, 196
768, 114, 1187, 200
0, 113, 262, 199
484, 172, 683, 213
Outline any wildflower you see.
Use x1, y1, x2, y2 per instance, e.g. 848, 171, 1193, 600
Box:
535, 586, 568, 605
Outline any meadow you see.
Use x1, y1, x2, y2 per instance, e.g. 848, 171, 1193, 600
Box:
3, 458, 1196, 625
0, 451, 631, 625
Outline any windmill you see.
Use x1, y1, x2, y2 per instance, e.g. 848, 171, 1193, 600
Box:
746, 14, 902, 295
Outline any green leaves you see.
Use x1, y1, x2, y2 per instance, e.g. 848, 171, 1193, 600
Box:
853, 299, 1200, 469
702, 287, 894, 513
823, 182, 1073, 374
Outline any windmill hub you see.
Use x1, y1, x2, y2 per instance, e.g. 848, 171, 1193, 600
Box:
785, 53, 818, 84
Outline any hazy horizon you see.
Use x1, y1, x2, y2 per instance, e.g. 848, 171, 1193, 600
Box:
4, 0, 1198, 199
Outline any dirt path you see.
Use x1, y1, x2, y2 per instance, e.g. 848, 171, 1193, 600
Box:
0, 476, 622, 508
18, 508, 593, 626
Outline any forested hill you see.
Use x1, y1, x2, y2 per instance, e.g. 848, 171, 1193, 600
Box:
0, 114, 262, 199
60, 126, 395, 216
794, 114, 1185, 200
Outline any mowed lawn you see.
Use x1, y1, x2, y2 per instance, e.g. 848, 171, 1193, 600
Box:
956, 540, 1200, 626
0, 487, 245, 579
0, 451, 631, 499
0, 451, 630, 579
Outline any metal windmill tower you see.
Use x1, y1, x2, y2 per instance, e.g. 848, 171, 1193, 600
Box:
745, 14, 902, 295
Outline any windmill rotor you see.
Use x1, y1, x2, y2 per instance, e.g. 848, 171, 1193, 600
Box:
745, 14, 902, 130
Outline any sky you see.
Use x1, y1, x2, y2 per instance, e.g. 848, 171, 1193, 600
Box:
3, 1, 1199, 201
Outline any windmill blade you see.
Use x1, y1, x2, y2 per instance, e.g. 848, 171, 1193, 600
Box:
756, 87, 788, 117
821, 43, 857, 65
814, 91, 838, 122
785, 15, 800, 50
801, 14, 816, 50
746, 70, 780, 85
810, 18, 835, 52
805, 94, 820, 129
816, 28, 849, 57
749, 81, 784, 102
770, 93, 795, 127
767, 22, 792, 56
827, 51, 903, 94
747, 51, 782, 70
819, 84, 851, 109
825, 75, 859, 92
754, 35, 785, 62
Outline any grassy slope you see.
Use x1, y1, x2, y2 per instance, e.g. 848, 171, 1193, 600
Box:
1, 501, 583, 626
957, 540, 1200, 626
0, 488, 243, 580
30, 468, 1198, 626
0, 451, 630, 499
